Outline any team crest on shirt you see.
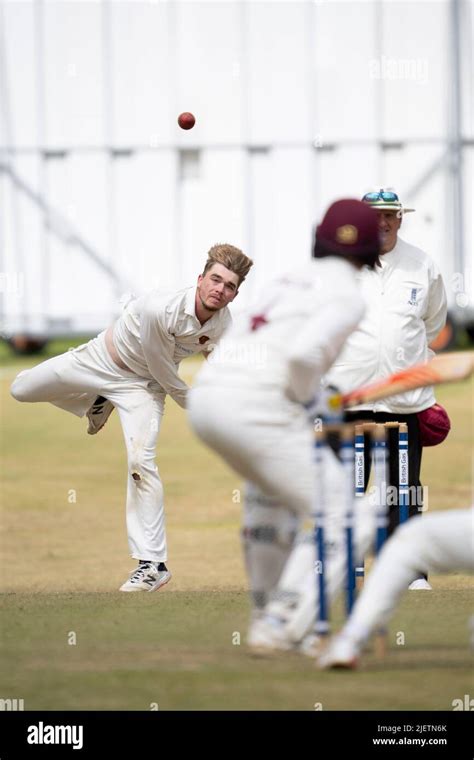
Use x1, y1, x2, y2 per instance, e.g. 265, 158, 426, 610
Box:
408, 288, 419, 306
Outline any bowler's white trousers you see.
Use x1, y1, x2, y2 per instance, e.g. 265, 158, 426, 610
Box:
11, 332, 167, 562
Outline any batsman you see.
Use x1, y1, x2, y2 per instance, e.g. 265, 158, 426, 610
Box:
188, 200, 382, 654
11, 244, 253, 592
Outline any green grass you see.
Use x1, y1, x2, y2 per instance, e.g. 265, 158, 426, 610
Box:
0, 336, 95, 367
0, 358, 473, 710
1, 589, 472, 711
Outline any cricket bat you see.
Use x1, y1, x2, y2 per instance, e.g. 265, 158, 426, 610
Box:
338, 351, 474, 408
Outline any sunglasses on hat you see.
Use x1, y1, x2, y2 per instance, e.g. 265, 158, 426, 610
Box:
362, 190, 400, 203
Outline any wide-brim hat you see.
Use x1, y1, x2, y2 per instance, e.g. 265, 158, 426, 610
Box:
366, 201, 415, 213
362, 190, 415, 214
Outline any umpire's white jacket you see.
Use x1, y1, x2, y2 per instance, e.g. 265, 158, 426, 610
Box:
326, 237, 447, 414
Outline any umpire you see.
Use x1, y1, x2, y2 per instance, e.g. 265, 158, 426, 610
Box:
326, 189, 448, 589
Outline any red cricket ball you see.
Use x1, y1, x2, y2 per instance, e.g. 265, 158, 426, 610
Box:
178, 112, 196, 130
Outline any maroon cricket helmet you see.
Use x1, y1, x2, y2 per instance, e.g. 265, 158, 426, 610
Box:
313, 198, 380, 267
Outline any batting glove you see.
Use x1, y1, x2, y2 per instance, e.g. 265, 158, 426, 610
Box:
303, 386, 343, 425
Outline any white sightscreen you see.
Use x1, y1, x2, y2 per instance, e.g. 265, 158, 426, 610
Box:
0, 0, 471, 334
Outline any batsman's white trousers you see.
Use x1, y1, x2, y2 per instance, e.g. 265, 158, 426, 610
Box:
188, 382, 376, 636
189, 383, 374, 521
188, 384, 315, 516
11, 332, 167, 563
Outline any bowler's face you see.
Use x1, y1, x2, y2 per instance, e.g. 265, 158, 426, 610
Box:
197, 263, 239, 312
377, 210, 401, 254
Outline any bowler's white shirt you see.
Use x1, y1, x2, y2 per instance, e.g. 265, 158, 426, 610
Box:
326, 237, 447, 413
113, 286, 232, 408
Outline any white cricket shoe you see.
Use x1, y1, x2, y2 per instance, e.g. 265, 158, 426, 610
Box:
87, 396, 114, 435
119, 562, 172, 593
247, 615, 324, 658
297, 632, 324, 657
247, 616, 295, 656
317, 635, 360, 670
408, 579, 432, 590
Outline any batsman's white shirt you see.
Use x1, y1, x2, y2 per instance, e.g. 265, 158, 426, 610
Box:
326, 237, 447, 413
189, 257, 365, 516
196, 257, 364, 403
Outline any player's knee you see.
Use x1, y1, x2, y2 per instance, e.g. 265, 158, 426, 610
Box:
386, 515, 425, 558
398, 514, 424, 541
243, 484, 299, 548
128, 449, 157, 483
10, 374, 31, 402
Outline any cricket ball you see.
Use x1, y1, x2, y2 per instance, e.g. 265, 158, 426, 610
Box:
178, 112, 195, 130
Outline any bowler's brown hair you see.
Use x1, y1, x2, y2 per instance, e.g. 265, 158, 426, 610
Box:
203, 244, 253, 286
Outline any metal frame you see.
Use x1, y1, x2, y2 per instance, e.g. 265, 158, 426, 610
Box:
0, 0, 470, 337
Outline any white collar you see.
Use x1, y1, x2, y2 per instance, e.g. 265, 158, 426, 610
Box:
379, 238, 401, 267
184, 286, 198, 318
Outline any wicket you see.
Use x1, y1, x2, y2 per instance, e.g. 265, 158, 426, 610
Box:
313, 421, 409, 645
353, 421, 409, 584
